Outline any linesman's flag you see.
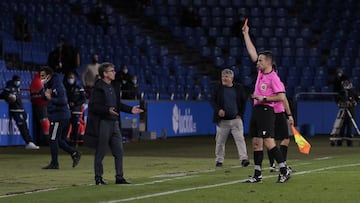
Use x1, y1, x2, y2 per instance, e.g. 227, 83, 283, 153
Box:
291, 126, 311, 154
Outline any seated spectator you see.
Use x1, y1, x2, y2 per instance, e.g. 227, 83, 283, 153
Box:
122, 75, 138, 100
88, 1, 111, 32
14, 14, 31, 42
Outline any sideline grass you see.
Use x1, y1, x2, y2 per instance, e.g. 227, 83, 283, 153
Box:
0, 136, 359, 203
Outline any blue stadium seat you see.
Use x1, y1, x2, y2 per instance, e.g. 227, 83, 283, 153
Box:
281, 57, 295, 68
180, 0, 191, 6
167, 6, 177, 17
264, 8, 274, 17
215, 37, 228, 48
294, 38, 305, 48
201, 16, 211, 27
220, 0, 231, 7
229, 47, 240, 57
261, 27, 273, 38
194, 27, 205, 37
282, 37, 292, 48
172, 26, 182, 37
269, 37, 279, 47
251, 17, 262, 28
301, 66, 313, 77
201, 46, 211, 58
295, 47, 306, 57
208, 27, 219, 37
295, 57, 308, 67
224, 17, 234, 27
264, 18, 275, 27
197, 36, 208, 46
222, 27, 232, 37
274, 28, 285, 37
214, 56, 225, 67
256, 37, 267, 48
251, 7, 263, 17
198, 7, 210, 17
282, 47, 294, 57
276, 8, 288, 17
224, 7, 235, 17
212, 7, 223, 17
229, 37, 241, 47
212, 47, 222, 56
300, 76, 313, 87
206, 0, 218, 7
213, 17, 223, 27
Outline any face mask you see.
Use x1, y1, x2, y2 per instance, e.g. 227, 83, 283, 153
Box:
41, 75, 49, 84
14, 81, 21, 87
67, 78, 75, 85
123, 69, 128, 74
132, 79, 137, 84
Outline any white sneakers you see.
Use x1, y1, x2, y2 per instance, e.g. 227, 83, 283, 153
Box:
25, 142, 40, 150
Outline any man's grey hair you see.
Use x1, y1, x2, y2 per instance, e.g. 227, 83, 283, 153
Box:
221, 68, 234, 78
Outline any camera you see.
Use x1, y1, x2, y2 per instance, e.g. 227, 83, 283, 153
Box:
338, 80, 359, 108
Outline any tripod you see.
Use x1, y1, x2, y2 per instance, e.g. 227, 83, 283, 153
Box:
330, 105, 360, 146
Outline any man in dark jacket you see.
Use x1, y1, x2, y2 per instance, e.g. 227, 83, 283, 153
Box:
1, 75, 39, 149
211, 68, 249, 167
85, 62, 143, 185
40, 67, 81, 169
64, 72, 86, 147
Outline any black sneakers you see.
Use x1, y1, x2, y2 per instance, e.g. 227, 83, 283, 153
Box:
95, 177, 107, 185
71, 151, 81, 168
116, 178, 130, 184
42, 164, 59, 169
215, 162, 223, 167
244, 175, 263, 183
241, 159, 250, 167
277, 170, 291, 183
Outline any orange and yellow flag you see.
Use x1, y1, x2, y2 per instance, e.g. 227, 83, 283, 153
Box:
291, 126, 311, 154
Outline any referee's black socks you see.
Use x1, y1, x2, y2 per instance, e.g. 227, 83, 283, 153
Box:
253, 151, 263, 177
269, 147, 287, 174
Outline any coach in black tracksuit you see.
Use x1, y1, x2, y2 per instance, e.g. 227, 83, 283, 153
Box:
40, 67, 81, 169
85, 62, 143, 185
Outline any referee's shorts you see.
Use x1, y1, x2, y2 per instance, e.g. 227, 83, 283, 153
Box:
274, 112, 290, 140
249, 105, 275, 138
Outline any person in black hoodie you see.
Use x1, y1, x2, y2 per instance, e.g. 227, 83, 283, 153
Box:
85, 62, 143, 185
64, 72, 86, 147
211, 68, 249, 168
40, 67, 81, 169
1, 75, 39, 149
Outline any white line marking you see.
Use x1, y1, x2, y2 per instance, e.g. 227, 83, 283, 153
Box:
0, 188, 59, 199
132, 175, 197, 186
314, 156, 333, 160
103, 163, 360, 203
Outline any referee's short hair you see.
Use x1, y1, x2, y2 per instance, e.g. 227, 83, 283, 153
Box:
221, 68, 234, 78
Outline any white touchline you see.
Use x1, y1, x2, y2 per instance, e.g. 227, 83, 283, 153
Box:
102, 163, 360, 203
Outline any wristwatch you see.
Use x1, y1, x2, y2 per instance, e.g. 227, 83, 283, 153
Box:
263, 96, 267, 101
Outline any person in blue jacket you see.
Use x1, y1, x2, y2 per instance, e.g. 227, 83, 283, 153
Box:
64, 72, 86, 148
1, 75, 39, 149
40, 66, 81, 169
